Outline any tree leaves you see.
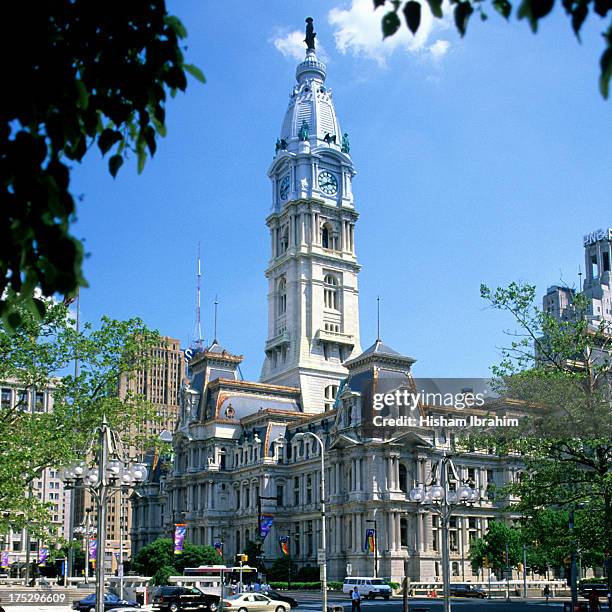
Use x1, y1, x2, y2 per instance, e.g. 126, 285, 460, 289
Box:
375, 0, 612, 98
184, 63, 206, 84
1, 1, 205, 328
109, 154, 124, 178
493, 0, 513, 18
382, 10, 402, 37
455, 1, 475, 35
403, 1, 422, 33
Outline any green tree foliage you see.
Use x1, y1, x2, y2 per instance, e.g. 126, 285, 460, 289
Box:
151, 565, 180, 586
0, 297, 160, 539
1, 1, 204, 328
133, 538, 220, 577
373, 0, 612, 98
469, 520, 522, 575
478, 282, 612, 590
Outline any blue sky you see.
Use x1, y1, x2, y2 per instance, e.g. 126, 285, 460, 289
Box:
71, 1, 611, 381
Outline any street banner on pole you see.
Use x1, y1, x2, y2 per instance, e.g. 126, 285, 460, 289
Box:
365, 529, 375, 553
38, 547, 48, 565
1, 551, 9, 568
174, 524, 187, 554
259, 515, 273, 540
88, 539, 97, 560
279, 536, 289, 556
214, 542, 223, 557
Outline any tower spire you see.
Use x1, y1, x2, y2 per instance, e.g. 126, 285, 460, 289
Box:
376, 296, 381, 341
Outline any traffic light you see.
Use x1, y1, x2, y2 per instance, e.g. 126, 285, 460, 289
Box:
483, 556, 489, 568
235, 553, 248, 563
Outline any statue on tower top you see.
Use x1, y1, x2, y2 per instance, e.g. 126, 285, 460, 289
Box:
305, 17, 316, 50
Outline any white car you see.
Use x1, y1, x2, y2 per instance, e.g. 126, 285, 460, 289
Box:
222, 593, 291, 611
343, 577, 392, 600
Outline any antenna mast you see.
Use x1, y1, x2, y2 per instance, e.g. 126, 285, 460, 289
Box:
195, 243, 203, 349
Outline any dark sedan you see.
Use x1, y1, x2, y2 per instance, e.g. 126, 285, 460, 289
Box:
264, 591, 299, 608
449, 584, 487, 598
72, 592, 140, 612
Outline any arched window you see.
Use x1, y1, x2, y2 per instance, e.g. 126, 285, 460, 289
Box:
235, 529, 241, 553
277, 277, 287, 316
245, 528, 250, 544
323, 274, 339, 310
324, 384, 339, 411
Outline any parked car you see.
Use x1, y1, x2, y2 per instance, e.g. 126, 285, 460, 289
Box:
449, 584, 487, 599
342, 577, 392, 600
153, 585, 220, 612
222, 593, 291, 611
578, 583, 610, 599
264, 591, 298, 608
72, 592, 140, 612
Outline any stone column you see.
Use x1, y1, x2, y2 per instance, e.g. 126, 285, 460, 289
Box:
356, 458, 361, 491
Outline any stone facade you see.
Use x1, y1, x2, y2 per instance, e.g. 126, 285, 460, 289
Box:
130, 42, 530, 582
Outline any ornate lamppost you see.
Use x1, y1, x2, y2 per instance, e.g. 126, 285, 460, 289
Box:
409, 454, 479, 612
60, 417, 148, 612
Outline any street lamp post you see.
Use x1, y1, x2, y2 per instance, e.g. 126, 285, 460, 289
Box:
280, 432, 328, 612
73, 507, 95, 584
60, 417, 148, 612
409, 454, 479, 612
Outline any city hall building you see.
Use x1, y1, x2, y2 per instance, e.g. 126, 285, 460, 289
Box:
131, 28, 529, 583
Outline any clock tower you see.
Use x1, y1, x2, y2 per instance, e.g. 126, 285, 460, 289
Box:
260, 20, 362, 413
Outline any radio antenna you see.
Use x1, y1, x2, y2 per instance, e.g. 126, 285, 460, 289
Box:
194, 243, 203, 350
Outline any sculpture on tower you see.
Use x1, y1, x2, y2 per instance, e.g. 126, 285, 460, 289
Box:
305, 17, 316, 50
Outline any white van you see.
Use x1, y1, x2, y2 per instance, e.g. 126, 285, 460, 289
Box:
343, 577, 392, 600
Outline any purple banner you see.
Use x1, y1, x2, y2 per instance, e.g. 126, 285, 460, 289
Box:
1, 551, 9, 568
38, 547, 48, 564
260, 515, 274, 540
88, 538, 97, 559
174, 524, 187, 555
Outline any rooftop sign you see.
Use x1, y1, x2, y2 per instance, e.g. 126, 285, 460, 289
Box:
583, 228, 612, 246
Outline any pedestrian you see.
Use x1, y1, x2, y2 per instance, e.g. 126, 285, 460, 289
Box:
543, 584, 550, 604
254, 581, 261, 593
588, 588, 600, 612
351, 586, 361, 611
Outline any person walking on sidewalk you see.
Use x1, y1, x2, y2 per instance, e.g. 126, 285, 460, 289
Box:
351, 586, 361, 611
543, 584, 551, 604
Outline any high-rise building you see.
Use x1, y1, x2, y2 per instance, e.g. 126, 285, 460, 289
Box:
582, 227, 612, 325
0, 382, 71, 570
76, 336, 185, 569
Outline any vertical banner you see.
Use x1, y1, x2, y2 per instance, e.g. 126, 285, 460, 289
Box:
88, 538, 97, 561
1, 551, 9, 568
259, 515, 274, 540
38, 547, 48, 565
174, 524, 187, 555
365, 528, 375, 553
214, 542, 223, 558
279, 536, 289, 556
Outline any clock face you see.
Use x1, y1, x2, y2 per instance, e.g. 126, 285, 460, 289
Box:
279, 175, 290, 200
318, 171, 338, 195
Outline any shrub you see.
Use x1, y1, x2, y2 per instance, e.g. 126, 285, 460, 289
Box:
151, 565, 178, 586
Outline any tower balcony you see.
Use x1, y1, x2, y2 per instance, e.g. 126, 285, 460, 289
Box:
265, 331, 290, 352
315, 328, 354, 347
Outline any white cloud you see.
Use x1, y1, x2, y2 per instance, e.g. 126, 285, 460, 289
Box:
271, 30, 329, 62
429, 38, 450, 60
328, 0, 450, 65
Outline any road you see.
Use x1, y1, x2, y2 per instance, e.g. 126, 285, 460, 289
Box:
1, 594, 609, 612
